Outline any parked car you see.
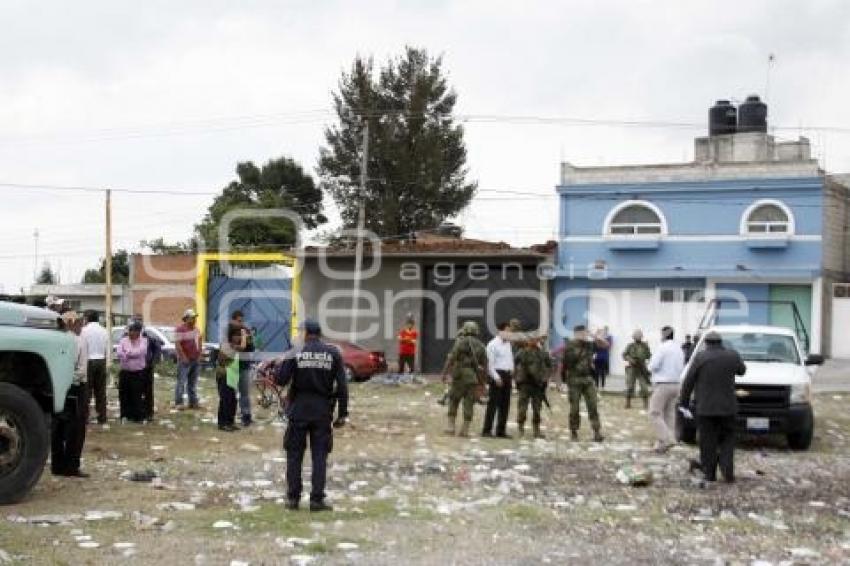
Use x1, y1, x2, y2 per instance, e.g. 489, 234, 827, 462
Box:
0, 301, 75, 503
328, 341, 387, 382
677, 324, 823, 450
111, 325, 219, 368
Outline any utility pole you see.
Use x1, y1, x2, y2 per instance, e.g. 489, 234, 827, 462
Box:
105, 189, 113, 370
32, 228, 39, 281
350, 118, 369, 344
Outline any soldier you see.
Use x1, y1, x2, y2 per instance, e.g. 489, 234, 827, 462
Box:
441, 321, 487, 438
562, 325, 606, 442
515, 334, 553, 439
623, 330, 651, 409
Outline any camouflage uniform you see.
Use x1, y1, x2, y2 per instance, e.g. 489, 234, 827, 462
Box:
515, 343, 552, 438
622, 340, 651, 408
444, 322, 487, 437
562, 338, 603, 439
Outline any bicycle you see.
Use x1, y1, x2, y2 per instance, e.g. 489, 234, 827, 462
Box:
252, 360, 289, 423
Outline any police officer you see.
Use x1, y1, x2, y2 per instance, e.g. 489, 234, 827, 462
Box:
562, 325, 607, 442
276, 319, 348, 511
679, 331, 746, 483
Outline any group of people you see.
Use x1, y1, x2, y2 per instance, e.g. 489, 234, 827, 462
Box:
440, 319, 604, 441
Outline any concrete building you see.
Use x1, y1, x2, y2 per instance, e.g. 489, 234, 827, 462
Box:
129, 253, 197, 326
554, 100, 850, 370
28, 283, 132, 319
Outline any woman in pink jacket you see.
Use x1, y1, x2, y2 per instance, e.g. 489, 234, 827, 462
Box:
116, 321, 149, 423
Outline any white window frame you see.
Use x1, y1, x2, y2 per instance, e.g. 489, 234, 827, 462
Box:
740, 199, 795, 237
603, 200, 668, 238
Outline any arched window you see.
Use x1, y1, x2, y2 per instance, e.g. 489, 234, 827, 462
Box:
741, 200, 794, 236
604, 201, 666, 236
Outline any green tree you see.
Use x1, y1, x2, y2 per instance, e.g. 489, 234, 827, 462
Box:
318, 47, 476, 237
36, 262, 57, 284
194, 157, 326, 250
81, 249, 129, 284
139, 237, 198, 255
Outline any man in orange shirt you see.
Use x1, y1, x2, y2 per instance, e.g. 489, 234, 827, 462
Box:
397, 316, 418, 374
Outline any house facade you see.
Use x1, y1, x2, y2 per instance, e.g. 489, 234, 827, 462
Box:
554, 121, 850, 372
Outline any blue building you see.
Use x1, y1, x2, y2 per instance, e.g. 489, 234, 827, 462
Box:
553, 109, 850, 372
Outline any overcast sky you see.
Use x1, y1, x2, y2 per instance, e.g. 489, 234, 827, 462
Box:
1, 0, 848, 293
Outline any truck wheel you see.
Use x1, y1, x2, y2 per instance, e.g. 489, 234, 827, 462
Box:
787, 414, 814, 451
0, 383, 50, 504
676, 411, 697, 445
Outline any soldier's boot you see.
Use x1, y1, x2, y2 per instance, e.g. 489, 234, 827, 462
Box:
444, 415, 456, 436
532, 423, 545, 439
517, 421, 525, 438
458, 420, 471, 438
570, 430, 579, 441
592, 428, 605, 443
625, 396, 632, 409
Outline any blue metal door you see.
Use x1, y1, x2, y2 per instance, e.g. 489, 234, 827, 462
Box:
206, 273, 292, 355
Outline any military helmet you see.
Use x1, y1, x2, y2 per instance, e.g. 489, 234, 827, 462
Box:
460, 320, 479, 336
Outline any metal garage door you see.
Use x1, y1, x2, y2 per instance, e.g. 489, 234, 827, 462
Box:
206, 266, 293, 355
588, 288, 704, 375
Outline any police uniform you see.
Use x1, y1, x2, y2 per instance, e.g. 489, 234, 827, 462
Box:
276, 323, 348, 510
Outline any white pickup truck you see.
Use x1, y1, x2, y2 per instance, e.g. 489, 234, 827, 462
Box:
676, 324, 824, 450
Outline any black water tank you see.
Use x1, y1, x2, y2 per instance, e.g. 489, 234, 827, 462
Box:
709, 100, 737, 136
738, 94, 767, 133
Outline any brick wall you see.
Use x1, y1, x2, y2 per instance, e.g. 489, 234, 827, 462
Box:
130, 254, 198, 325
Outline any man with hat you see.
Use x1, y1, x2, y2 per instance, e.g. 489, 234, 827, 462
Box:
52, 311, 90, 477
175, 308, 202, 409
562, 325, 607, 442
680, 331, 746, 483
276, 319, 348, 512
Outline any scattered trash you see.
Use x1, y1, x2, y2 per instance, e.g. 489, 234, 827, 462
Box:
615, 465, 653, 487
212, 520, 235, 529
789, 547, 820, 559
84, 510, 122, 521
337, 542, 359, 551
113, 542, 136, 550
124, 469, 159, 482
78, 541, 100, 549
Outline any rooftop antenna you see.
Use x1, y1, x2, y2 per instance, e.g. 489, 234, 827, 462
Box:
765, 53, 776, 134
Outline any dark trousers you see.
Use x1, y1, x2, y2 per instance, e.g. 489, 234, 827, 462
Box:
143, 366, 155, 420
698, 415, 736, 481
483, 370, 513, 436
216, 373, 237, 427
285, 418, 333, 503
398, 353, 415, 373
87, 359, 108, 423
593, 359, 609, 388
51, 383, 89, 474
119, 370, 146, 422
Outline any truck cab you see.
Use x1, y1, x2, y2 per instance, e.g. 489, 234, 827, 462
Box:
677, 324, 823, 450
0, 301, 75, 503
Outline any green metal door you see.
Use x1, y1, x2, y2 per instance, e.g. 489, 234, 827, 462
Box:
768, 284, 812, 340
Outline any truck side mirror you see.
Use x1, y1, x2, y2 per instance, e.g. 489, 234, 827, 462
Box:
805, 354, 824, 366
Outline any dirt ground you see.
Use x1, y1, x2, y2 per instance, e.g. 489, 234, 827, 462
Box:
1, 368, 849, 565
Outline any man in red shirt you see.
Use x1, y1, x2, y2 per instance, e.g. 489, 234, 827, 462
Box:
175, 309, 202, 409
397, 316, 418, 374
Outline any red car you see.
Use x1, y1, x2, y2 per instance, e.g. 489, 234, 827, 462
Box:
329, 341, 388, 382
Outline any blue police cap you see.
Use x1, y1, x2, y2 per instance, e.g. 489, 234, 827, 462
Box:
301, 318, 322, 335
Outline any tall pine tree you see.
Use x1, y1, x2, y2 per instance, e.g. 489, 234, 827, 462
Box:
318, 47, 476, 238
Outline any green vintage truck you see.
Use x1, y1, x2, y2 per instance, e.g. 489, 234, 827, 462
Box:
0, 301, 75, 503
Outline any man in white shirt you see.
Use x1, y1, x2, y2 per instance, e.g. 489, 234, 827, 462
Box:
52, 311, 90, 477
483, 321, 515, 438
80, 310, 110, 424
648, 326, 685, 453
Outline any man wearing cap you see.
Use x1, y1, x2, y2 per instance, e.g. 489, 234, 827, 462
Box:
562, 325, 607, 442
276, 319, 348, 512
680, 331, 746, 483
175, 309, 202, 409
52, 311, 90, 477
623, 330, 652, 409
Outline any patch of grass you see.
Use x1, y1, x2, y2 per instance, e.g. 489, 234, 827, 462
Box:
503, 503, 552, 523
